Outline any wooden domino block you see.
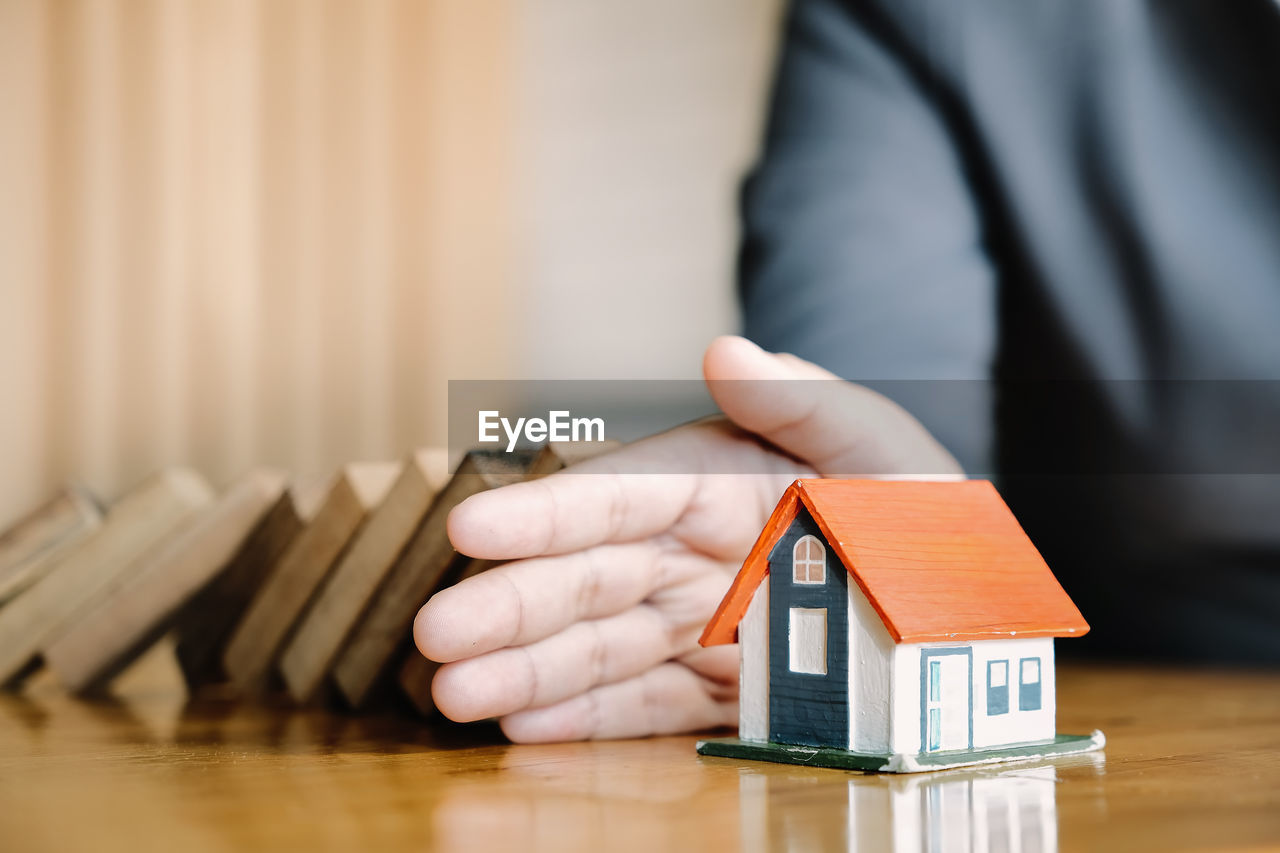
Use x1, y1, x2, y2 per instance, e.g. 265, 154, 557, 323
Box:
330, 450, 538, 709
0, 469, 213, 688
43, 471, 288, 694
278, 450, 451, 704
172, 477, 328, 690
221, 463, 399, 694
397, 652, 441, 717
0, 484, 102, 607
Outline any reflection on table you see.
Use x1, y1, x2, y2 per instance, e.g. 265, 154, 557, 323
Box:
740, 758, 1101, 853
2, 655, 1279, 852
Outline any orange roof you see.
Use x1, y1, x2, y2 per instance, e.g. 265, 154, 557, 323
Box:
700, 479, 1088, 646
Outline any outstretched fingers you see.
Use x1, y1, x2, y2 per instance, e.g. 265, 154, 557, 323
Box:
415, 539, 714, 663
447, 449, 703, 562
429, 570, 732, 723
497, 653, 739, 742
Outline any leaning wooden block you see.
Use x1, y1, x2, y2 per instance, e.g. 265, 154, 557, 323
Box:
43, 471, 287, 694
279, 450, 451, 704
0, 484, 102, 606
397, 652, 441, 717
331, 450, 537, 709
173, 477, 329, 689
222, 463, 399, 694
0, 469, 213, 688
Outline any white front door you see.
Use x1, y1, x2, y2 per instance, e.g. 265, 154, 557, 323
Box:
923, 651, 971, 753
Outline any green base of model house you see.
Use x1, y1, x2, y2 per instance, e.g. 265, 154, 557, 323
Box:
696, 730, 1105, 774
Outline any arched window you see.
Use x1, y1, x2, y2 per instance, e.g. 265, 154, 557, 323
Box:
792, 535, 825, 584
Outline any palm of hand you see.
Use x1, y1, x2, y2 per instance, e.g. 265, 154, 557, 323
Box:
417, 336, 961, 741
418, 419, 814, 741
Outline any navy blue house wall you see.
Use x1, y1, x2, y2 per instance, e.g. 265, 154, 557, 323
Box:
768, 509, 849, 748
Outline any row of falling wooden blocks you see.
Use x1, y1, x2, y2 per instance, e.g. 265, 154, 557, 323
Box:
0, 443, 611, 714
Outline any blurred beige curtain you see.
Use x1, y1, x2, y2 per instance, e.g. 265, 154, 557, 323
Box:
0, 0, 513, 525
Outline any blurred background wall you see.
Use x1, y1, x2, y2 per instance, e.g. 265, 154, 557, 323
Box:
0, 0, 782, 526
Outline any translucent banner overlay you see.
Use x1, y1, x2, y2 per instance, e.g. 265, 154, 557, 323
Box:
448, 379, 1280, 476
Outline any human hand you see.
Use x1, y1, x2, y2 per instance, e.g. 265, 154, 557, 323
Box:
413, 336, 961, 741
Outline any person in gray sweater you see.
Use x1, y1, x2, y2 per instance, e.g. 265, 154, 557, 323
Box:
740, 0, 1280, 665
416, 1, 1280, 742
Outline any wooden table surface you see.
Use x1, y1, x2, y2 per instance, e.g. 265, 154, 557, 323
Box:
2, 650, 1279, 852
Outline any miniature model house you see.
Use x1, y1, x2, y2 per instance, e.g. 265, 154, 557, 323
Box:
697, 479, 1104, 772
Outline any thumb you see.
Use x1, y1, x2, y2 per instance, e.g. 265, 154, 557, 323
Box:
701, 336, 962, 477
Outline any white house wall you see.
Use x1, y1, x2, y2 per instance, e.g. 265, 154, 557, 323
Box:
891, 637, 1056, 755
971, 637, 1055, 749
846, 580, 894, 754
738, 575, 769, 741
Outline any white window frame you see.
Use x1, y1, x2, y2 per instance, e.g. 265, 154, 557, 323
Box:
792, 535, 826, 585
788, 607, 828, 675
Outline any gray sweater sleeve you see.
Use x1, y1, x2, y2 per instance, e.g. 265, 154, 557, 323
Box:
739, 0, 995, 470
